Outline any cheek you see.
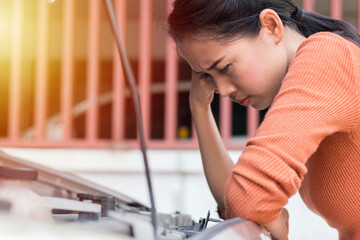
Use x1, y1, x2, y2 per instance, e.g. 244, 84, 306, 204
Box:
233, 62, 265, 92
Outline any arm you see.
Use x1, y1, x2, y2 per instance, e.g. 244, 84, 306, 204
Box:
224, 33, 360, 226
190, 72, 290, 239
189, 73, 234, 212
193, 98, 290, 239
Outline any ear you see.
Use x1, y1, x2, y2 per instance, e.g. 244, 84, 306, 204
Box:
258, 9, 284, 44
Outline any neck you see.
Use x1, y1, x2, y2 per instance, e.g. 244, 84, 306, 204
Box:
284, 27, 307, 68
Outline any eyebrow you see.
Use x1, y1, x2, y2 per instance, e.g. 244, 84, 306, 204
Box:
192, 56, 226, 74
207, 56, 225, 71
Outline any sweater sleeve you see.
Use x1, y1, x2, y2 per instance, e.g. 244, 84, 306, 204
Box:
224, 33, 360, 225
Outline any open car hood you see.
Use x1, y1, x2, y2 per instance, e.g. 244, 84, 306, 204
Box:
0, 150, 147, 209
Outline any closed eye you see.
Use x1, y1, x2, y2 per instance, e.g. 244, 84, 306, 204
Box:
200, 72, 212, 80
218, 64, 230, 74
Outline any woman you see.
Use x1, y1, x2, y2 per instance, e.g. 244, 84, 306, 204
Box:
168, 0, 360, 239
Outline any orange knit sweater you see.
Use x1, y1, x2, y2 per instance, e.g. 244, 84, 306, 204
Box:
224, 32, 360, 239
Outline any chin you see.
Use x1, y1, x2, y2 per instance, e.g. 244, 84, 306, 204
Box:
251, 102, 270, 111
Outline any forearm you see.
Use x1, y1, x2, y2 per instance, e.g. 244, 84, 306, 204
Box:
191, 103, 234, 211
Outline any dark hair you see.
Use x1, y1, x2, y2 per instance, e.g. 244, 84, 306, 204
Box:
168, 0, 360, 46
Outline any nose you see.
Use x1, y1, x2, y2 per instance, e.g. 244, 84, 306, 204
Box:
216, 80, 237, 97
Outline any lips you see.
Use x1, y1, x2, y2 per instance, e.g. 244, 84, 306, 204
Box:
236, 97, 250, 106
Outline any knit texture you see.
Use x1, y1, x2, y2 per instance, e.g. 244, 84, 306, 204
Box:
224, 32, 360, 239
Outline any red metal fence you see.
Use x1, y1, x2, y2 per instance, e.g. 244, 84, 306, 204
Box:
0, 0, 358, 149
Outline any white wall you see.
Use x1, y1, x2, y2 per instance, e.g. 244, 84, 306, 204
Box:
2, 148, 338, 239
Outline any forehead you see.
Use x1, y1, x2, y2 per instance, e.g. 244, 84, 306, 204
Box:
178, 38, 228, 66
177, 36, 253, 70
178, 37, 231, 55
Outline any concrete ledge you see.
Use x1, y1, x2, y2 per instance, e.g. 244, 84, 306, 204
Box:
1, 148, 241, 174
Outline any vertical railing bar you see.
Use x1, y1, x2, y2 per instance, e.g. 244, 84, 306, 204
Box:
34, 0, 49, 142
60, 0, 75, 141
139, 0, 152, 140
164, 0, 178, 143
112, 0, 126, 142
331, 0, 342, 19
303, 0, 316, 11
220, 97, 232, 144
86, 0, 101, 142
8, 0, 23, 142
247, 106, 259, 138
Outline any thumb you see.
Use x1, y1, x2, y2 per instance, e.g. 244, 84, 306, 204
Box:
283, 208, 289, 235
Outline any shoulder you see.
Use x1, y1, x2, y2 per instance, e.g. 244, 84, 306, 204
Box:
288, 32, 358, 86
295, 32, 358, 64
279, 32, 360, 113
299, 31, 357, 49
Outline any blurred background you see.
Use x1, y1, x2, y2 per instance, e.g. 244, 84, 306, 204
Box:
0, 0, 358, 239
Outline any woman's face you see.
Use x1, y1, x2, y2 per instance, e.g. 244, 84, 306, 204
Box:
178, 30, 289, 110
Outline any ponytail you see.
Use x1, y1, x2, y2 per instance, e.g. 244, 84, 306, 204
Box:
295, 8, 360, 46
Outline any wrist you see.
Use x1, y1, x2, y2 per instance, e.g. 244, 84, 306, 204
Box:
189, 96, 211, 113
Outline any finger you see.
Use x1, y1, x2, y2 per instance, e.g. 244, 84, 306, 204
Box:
191, 72, 201, 82
271, 234, 279, 240
282, 208, 289, 234
191, 76, 217, 93
260, 226, 272, 238
270, 233, 284, 240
